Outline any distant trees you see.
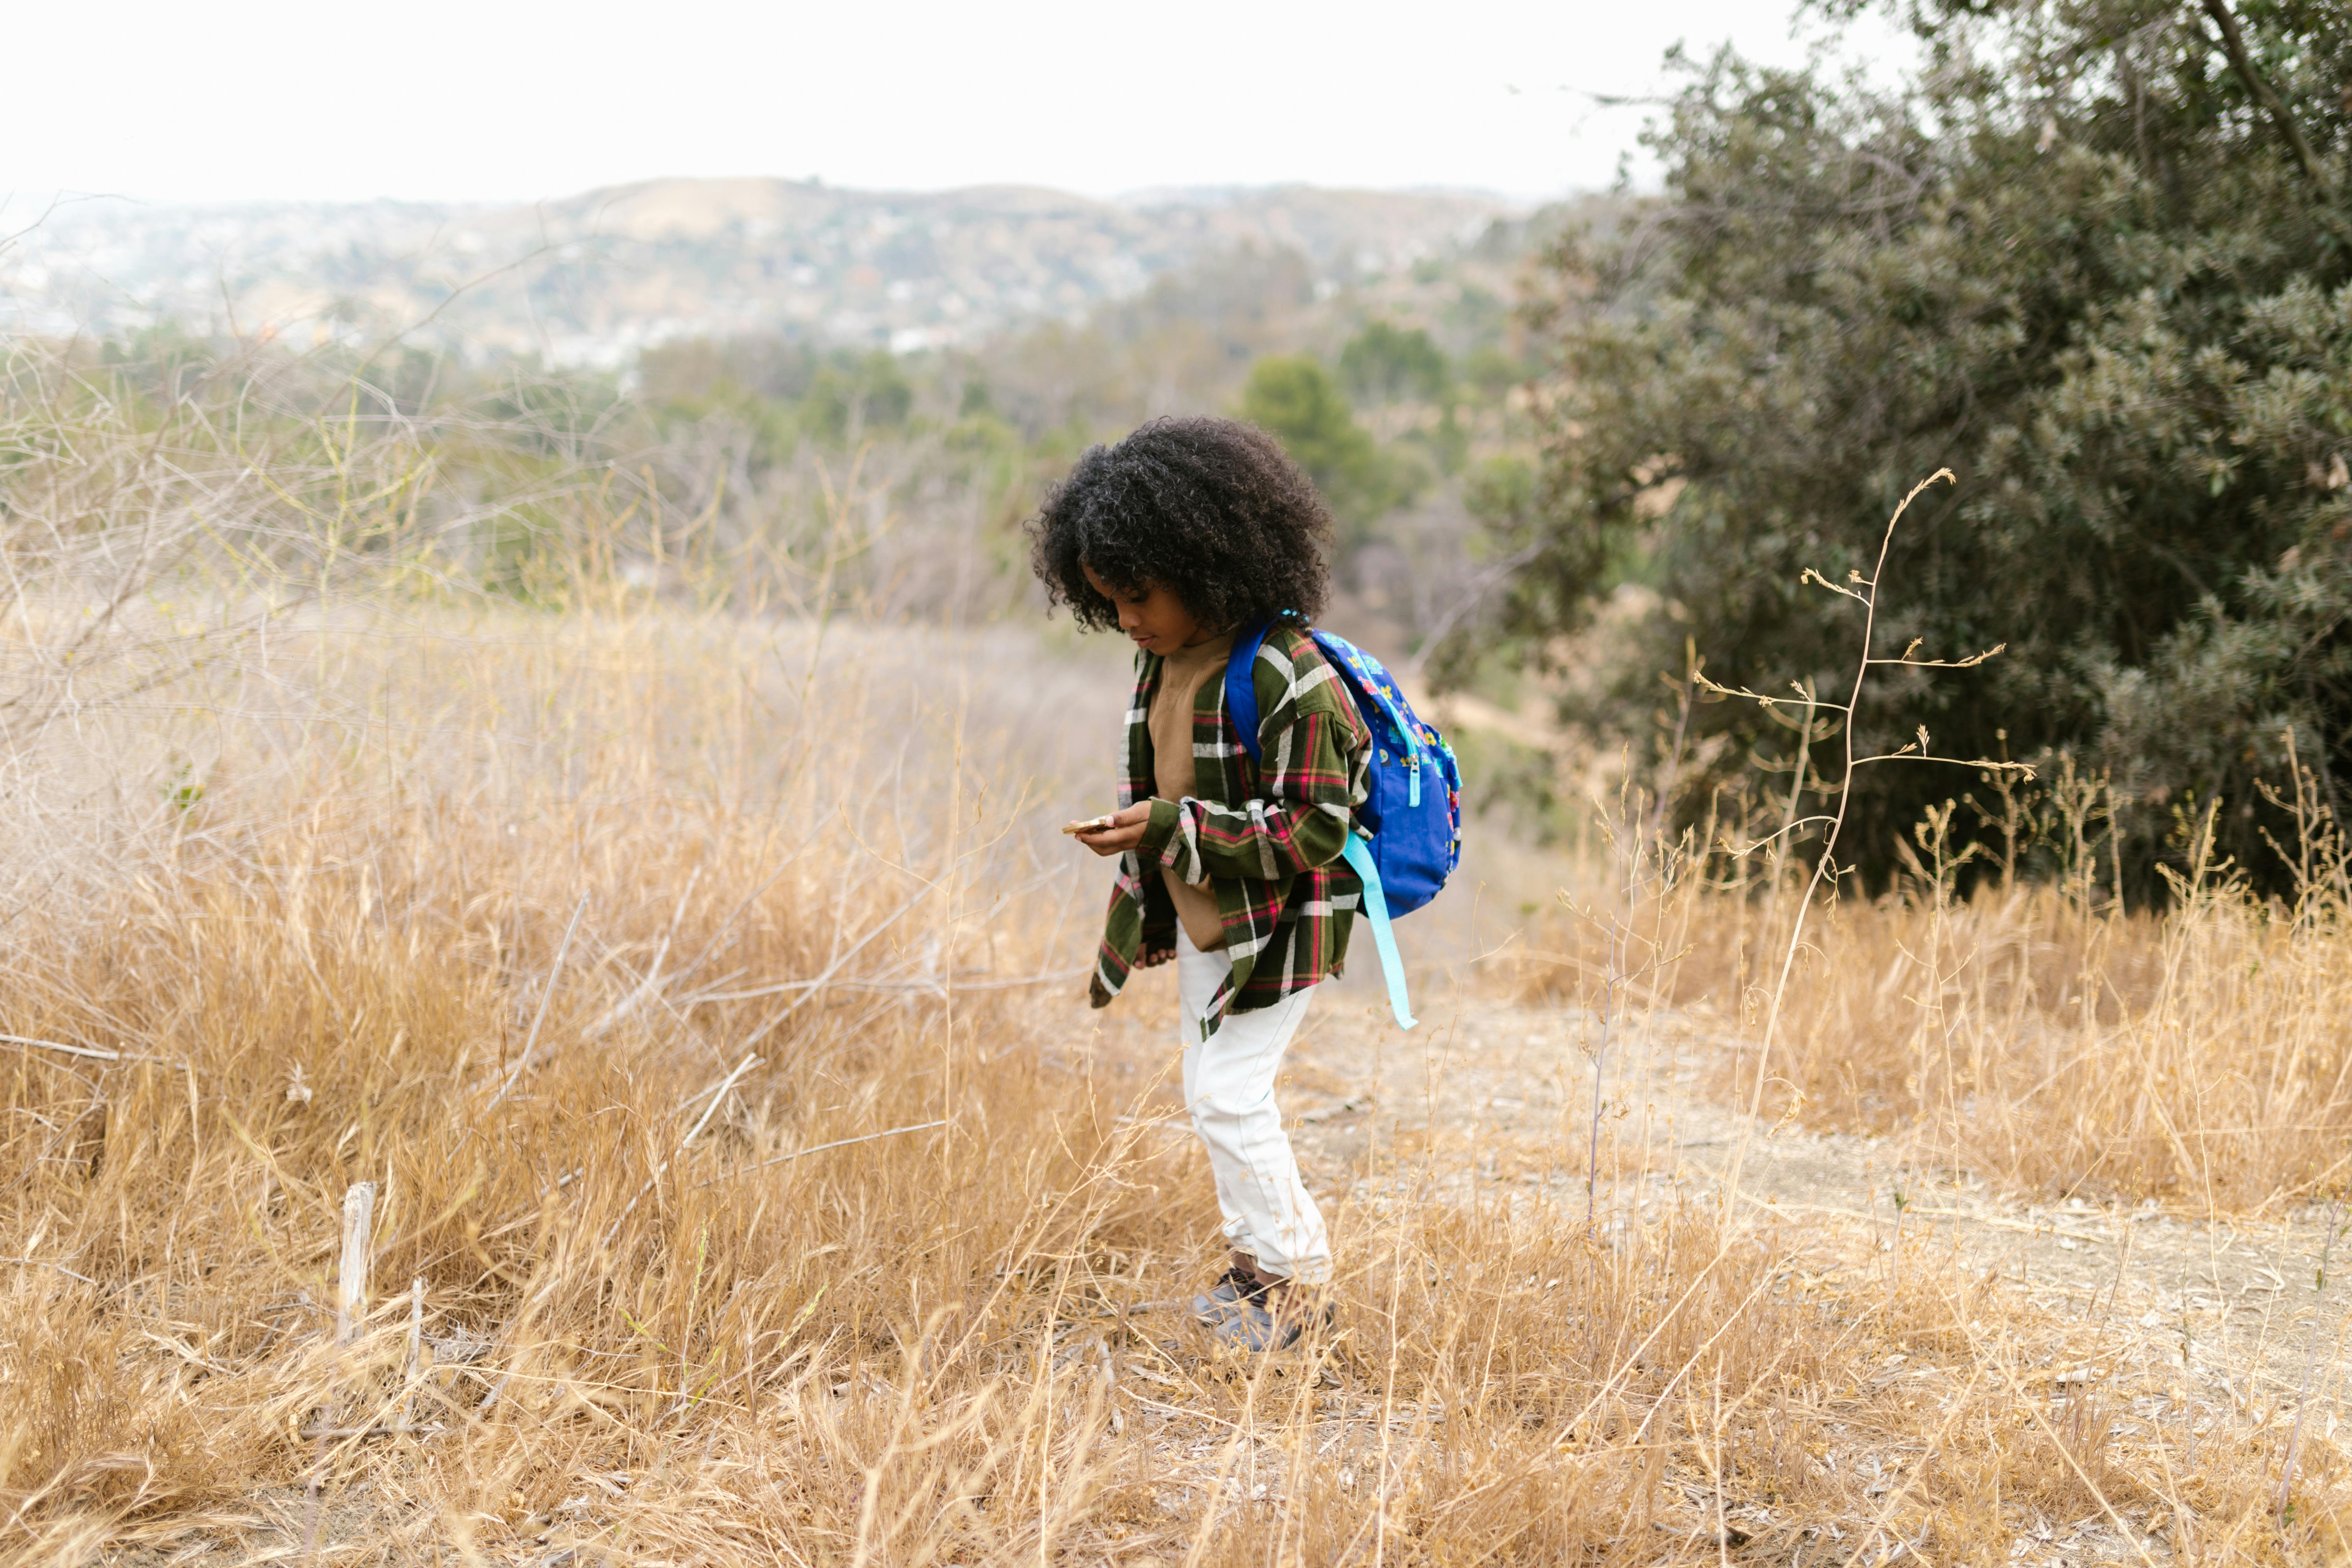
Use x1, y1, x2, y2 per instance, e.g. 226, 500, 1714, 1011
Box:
803, 354, 912, 442
1240, 355, 1420, 534
610, 241, 1535, 642
638, 341, 913, 455
1498, 0, 2352, 891
1240, 358, 1374, 496
1339, 321, 1448, 404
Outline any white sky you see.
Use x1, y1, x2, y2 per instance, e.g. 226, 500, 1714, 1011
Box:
9, 1, 1911, 206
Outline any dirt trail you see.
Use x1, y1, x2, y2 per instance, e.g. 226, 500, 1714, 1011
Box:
1094, 963, 2352, 1440
1286, 977, 2352, 1429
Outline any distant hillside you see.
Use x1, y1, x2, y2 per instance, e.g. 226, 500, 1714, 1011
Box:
0, 179, 1520, 366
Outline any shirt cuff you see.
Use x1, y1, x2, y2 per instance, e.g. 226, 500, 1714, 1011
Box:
1138, 797, 1180, 856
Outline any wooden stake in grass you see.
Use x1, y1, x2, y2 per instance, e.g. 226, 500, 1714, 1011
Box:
402, 1277, 425, 1427
311, 1181, 378, 1552
336, 1182, 376, 1345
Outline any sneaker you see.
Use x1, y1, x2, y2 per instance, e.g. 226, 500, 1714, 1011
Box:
1189, 1267, 1268, 1328
1205, 1295, 1301, 1352
1196, 1281, 1336, 1354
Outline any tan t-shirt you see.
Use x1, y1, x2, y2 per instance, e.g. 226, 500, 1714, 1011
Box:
1149, 631, 1236, 952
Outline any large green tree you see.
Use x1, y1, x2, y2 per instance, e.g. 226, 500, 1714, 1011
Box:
1502, 0, 2352, 889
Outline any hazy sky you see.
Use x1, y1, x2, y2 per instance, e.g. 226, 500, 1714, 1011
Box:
11, 1, 1909, 205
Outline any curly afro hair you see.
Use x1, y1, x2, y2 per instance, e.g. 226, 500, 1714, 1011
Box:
1028, 416, 1335, 634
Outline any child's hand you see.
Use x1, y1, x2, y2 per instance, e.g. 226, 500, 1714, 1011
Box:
1071, 801, 1153, 857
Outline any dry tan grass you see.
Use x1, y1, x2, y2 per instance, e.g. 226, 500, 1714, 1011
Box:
1748, 875, 2352, 1214
1502, 810, 2352, 1219
0, 602, 2343, 1566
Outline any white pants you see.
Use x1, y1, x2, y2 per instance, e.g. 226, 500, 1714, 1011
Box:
1176, 927, 1332, 1286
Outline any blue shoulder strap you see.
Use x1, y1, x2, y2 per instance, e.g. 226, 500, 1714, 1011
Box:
1223, 621, 1417, 1031
1224, 620, 1272, 764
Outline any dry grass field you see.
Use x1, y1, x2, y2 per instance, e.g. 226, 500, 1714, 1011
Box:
6, 368, 2352, 1567
4, 597, 2352, 1567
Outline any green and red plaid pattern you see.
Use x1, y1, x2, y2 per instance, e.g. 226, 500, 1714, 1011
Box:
1088, 625, 1371, 1034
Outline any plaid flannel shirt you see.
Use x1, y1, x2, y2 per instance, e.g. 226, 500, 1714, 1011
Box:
1088, 624, 1371, 1034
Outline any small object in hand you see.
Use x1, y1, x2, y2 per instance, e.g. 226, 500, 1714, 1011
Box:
1064, 814, 1116, 836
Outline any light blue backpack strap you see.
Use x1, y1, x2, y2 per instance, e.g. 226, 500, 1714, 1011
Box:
1339, 833, 1417, 1030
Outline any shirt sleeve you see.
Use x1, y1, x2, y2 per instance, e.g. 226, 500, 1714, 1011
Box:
1139, 645, 1366, 886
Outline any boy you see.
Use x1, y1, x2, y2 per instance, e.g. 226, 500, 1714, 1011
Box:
1030, 416, 1369, 1351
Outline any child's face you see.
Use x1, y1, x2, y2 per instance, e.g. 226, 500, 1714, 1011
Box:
1083, 564, 1214, 656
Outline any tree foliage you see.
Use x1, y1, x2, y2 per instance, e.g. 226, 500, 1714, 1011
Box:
1239, 355, 1416, 531
1503, 0, 2352, 889
1339, 320, 1450, 403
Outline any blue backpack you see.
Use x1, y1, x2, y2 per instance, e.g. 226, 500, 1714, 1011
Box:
1225, 621, 1462, 1030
